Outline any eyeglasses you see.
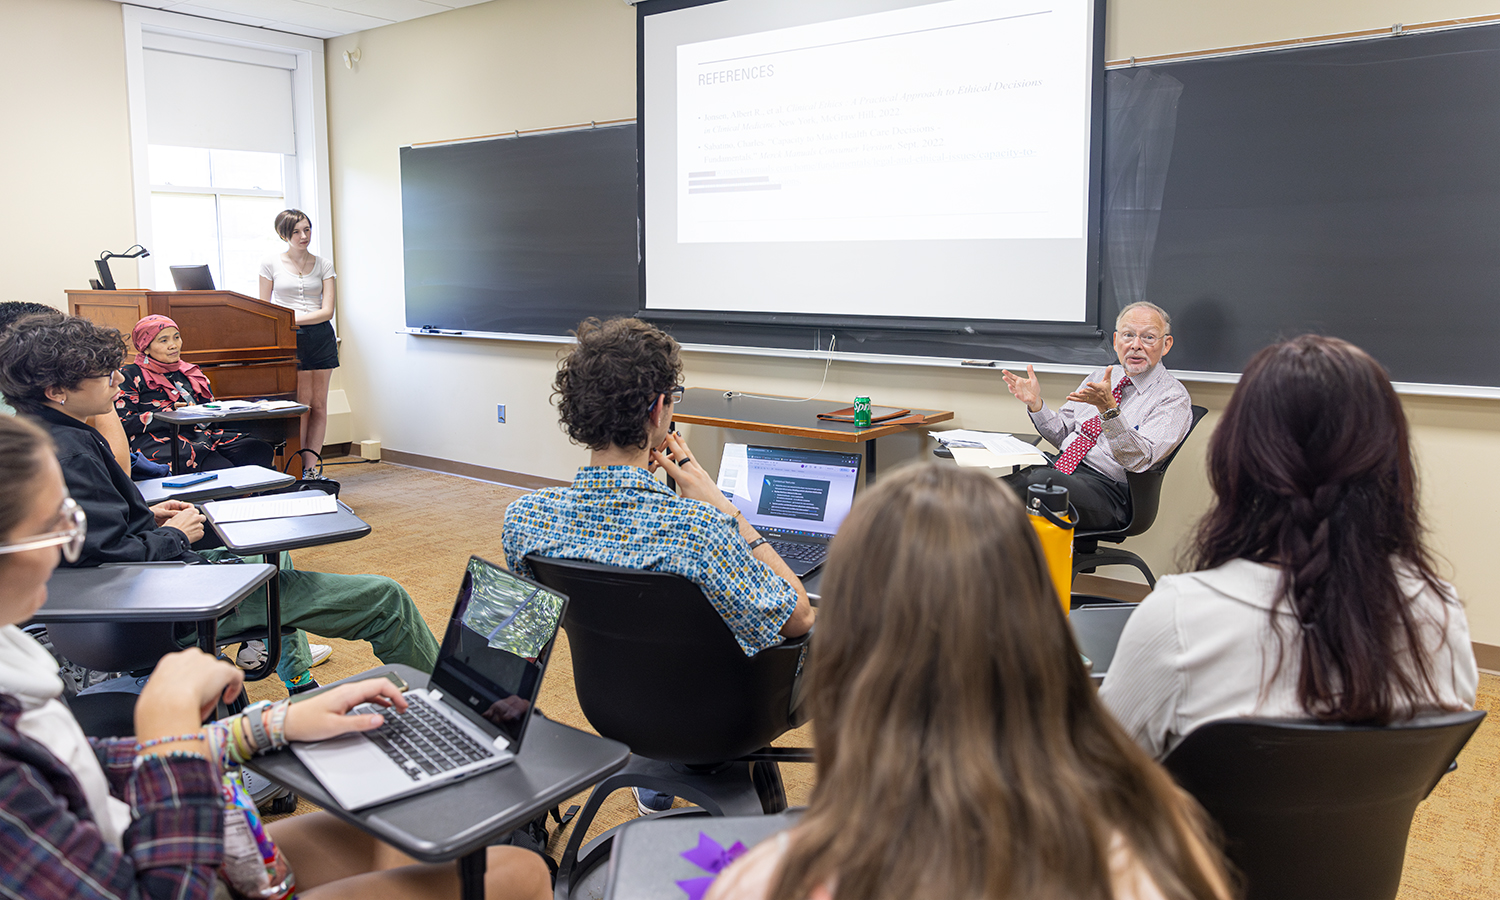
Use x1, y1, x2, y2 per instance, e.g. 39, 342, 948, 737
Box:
646, 385, 685, 417
1118, 331, 1164, 348
0, 497, 87, 563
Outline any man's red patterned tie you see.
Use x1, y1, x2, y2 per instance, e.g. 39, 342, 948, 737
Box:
1053, 375, 1131, 475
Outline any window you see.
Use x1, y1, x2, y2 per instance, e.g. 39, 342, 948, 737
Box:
148, 147, 287, 295
123, 7, 329, 291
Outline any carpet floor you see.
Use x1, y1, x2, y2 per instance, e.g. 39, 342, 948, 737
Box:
245, 459, 1497, 896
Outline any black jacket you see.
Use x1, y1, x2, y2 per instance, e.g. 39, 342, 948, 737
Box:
32, 406, 198, 565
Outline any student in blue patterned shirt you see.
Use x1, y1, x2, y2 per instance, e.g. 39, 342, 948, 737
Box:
503, 317, 814, 814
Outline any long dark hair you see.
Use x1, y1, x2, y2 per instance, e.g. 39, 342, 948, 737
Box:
771, 464, 1230, 900
1190, 334, 1447, 723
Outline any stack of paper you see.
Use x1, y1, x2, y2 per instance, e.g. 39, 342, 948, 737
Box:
203, 492, 337, 523
933, 430, 1049, 469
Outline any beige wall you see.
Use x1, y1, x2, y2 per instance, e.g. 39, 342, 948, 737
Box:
5, 0, 1497, 647
323, 0, 1500, 647
1, 0, 138, 307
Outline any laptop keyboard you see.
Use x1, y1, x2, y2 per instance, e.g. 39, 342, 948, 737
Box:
768, 540, 825, 563
357, 693, 494, 781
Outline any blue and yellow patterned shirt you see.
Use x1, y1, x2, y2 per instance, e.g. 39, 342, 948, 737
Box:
503, 465, 798, 655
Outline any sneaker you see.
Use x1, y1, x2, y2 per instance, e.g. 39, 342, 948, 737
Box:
632, 787, 673, 816
309, 643, 333, 667
235, 641, 268, 670
287, 676, 321, 696
301, 468, 319, 480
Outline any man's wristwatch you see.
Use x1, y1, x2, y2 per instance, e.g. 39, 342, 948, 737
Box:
1100, 407, 1122, 421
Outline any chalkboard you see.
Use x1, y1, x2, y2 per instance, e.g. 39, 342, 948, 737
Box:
1145, 24, 1500, 388
401, 125, 640, 335
400, 23, 1500, 388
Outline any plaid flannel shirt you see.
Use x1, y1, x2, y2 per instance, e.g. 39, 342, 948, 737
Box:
0, 695, 223, 899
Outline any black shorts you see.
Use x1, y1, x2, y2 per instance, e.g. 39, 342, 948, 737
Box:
295, 321, 339, 371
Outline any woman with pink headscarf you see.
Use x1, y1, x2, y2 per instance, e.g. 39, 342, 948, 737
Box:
114, 316, 274, 472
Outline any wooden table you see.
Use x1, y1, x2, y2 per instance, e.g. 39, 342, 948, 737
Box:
672, 388, 954, 485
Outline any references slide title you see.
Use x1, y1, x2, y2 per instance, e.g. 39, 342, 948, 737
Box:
699, 64, 775, 86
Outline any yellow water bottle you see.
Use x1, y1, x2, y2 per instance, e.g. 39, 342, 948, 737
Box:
1026, 480, 1075, 615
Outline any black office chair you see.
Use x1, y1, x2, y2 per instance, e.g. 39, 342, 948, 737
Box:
1072, 404, 1208, 587
1162, 711, 1486, 900
523, 554, 813, 899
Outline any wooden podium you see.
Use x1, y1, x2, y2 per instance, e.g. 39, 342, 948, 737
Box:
67, 289, 303, 467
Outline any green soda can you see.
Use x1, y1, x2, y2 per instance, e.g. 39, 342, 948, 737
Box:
854, 396, 872, 428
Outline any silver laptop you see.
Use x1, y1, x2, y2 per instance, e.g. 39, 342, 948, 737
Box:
291, 556, 567, 810
715, 443, 862, 576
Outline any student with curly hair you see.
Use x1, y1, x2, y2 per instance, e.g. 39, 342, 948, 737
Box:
0, 312, 439, 696
0, 414, 551, 900
1100, 335, 1477, 758
501, 317, 813, 814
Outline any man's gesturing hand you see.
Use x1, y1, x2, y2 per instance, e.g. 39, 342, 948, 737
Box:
1001, 364, 1044, 413
1066, 365, 1118, 413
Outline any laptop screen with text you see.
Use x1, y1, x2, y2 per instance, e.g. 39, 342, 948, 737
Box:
718, 444, 862, 540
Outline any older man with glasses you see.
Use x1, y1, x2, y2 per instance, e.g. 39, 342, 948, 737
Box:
999, 301, 1194, 531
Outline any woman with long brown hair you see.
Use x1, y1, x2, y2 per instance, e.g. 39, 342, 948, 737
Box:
708, 464, 1231, 900
1100, 335, 1477, 758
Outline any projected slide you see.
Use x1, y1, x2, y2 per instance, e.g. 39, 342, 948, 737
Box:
642, 0, 1101, 323
677, 0, 1085, 243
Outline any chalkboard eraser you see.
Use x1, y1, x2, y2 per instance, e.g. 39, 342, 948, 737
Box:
960, 359, 997, 367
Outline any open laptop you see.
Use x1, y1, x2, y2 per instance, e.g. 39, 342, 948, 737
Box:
1070, 602, 1138, 684
291, 556, 567, 810
169, 264, 215, 290
715, 443, 862, 576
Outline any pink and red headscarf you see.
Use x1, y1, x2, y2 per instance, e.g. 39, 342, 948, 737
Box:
131, 315, 213, 401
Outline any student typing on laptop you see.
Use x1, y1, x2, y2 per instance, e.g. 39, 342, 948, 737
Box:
502, 318, 814, 813
0, 414, 551, 900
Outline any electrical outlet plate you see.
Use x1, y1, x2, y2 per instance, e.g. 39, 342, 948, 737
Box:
497, 404, 506, 424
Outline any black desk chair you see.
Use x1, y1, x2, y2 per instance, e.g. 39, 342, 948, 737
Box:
1072, 404, 1208, 587
523, 555, 813, 899
1162, 710, 1486, 900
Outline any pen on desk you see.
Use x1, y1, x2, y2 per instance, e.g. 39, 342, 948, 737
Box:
960, 360, 998, 368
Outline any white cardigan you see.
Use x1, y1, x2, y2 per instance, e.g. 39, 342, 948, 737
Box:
1098, 559, 1479, 759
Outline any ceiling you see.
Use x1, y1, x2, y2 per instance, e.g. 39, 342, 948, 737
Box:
112, 0, 495, 40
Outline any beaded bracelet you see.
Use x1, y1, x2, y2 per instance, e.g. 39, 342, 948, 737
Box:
133, 749, 210, 769
137, 732, 206, 750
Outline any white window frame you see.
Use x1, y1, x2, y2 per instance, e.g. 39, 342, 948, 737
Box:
123, 6, 330, 290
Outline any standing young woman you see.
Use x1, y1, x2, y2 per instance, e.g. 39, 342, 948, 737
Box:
0, 415, 552, 899
707, 464, 1232, 900
259, 209, 336, 478
1100, 335, 1478, 759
